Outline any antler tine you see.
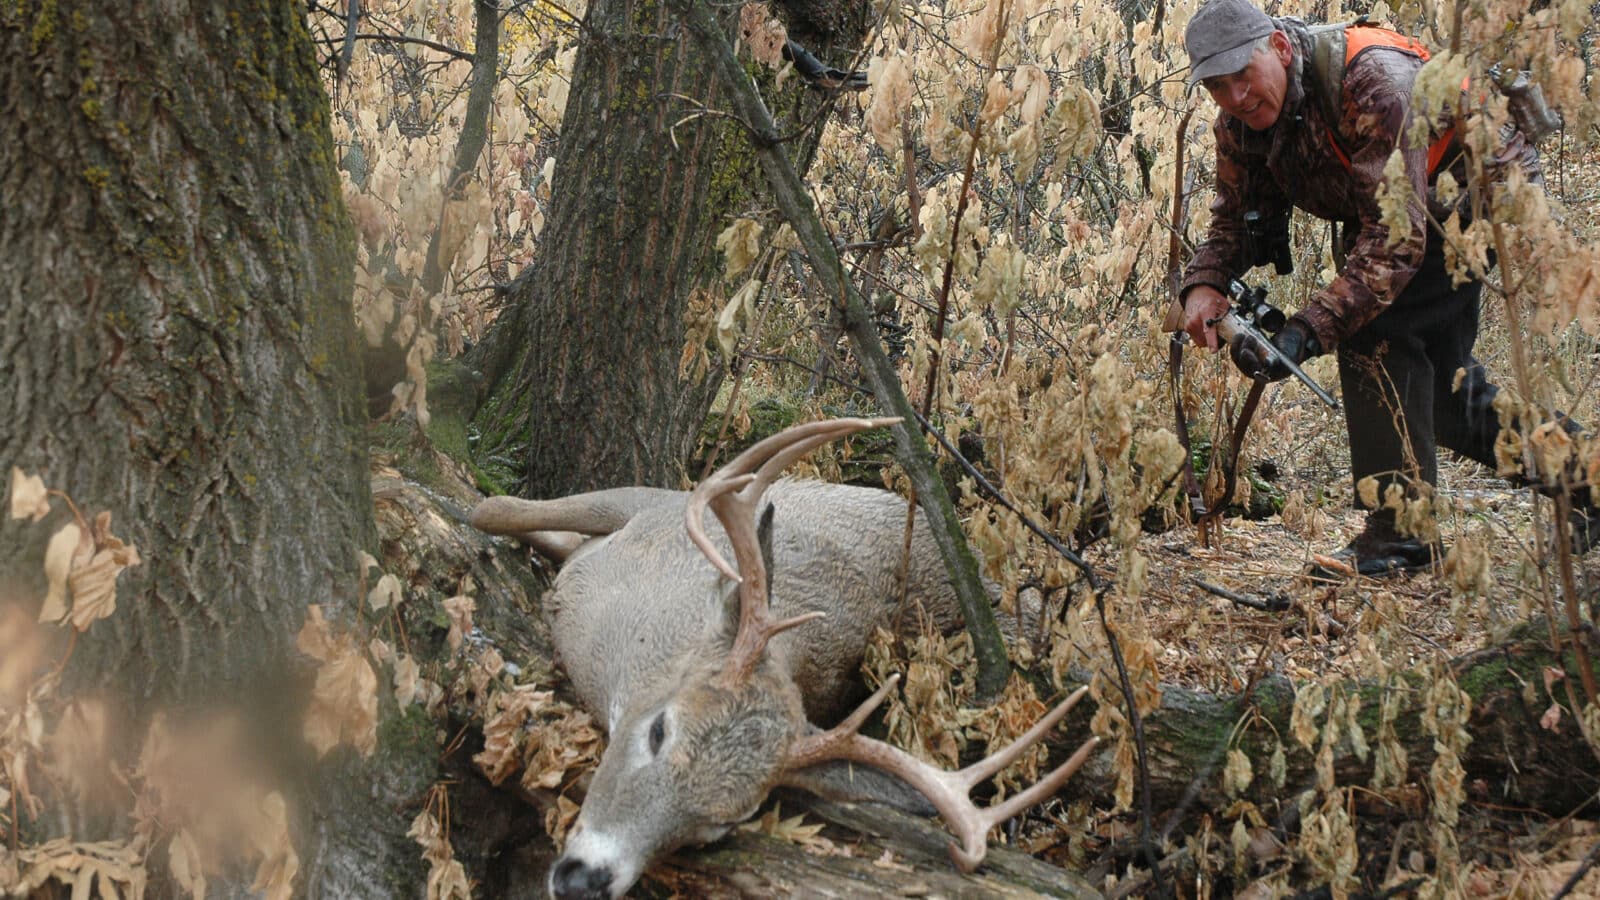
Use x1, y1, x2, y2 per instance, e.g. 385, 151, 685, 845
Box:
739, 416, 902, 489
684, 417, 899, 581
781, 683, 1102, 873
684, 472, 758, 582
686, 418, 901, 684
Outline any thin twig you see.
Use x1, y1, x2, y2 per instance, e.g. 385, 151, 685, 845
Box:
310, 31, 473, 61
1553, 840, 1600, 900
1192, 577, 1291, 612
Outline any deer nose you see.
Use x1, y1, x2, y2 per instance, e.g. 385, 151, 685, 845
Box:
550, 856, 613, 900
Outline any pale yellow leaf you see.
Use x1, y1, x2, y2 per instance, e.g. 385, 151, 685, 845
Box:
249, 792, 299, 900
443, 595, 475, 653
304, 648, 379, 757
393, 653, 421, 706
8, 468, 50, 521
169, 829, 206, 899
368, 573, 403, 612
295, 605, 337, 661
37, 523, 83, 625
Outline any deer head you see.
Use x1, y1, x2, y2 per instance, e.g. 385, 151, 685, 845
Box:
546, 418, 1099, 900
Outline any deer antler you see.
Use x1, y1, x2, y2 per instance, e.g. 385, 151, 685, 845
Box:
781, 678, 1101, 871
685, 417, 901, 684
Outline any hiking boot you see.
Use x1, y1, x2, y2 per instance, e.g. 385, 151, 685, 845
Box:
1306, 513, 1441, 580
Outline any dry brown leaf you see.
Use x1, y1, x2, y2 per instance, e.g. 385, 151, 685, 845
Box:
545, 795, 581, 846
305, 650, 379, 758
443, 595, 475, 653
1540, 703, 1563, 732
248, 792, 299, 900
409, 805, 472, 900
37, 522, 83, 625
393, 652, 421, 707
8, 468, 50, 522
298, 606, 379, 757
737, 2, 786, 68
296, 605, 337, 660
367, 573, 403, 612
169, 829, 206, 899
475, 685, 552, 785
1310, 553, 1355, 578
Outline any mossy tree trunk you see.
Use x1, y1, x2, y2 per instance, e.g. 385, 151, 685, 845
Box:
469, 0, 873, 496
0, 2, 416, 893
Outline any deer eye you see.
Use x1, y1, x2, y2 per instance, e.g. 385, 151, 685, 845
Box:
648, 713, 667, 756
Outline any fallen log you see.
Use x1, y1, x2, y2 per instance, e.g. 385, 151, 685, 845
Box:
1057, 620, 1600, 826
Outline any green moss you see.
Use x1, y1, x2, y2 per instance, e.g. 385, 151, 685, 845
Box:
80, 97, 101, 120
378, 700, 440, 757
29, 0, 54, 52
81, 165, 109, 189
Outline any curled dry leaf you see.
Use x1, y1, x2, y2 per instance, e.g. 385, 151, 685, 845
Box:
737, 2, 786, 68
1540, 703, 1563, 732
518, 699, 602, 794
6, 838, 145, 898
35, 511, 141, 632
443, 595, 475, 653
248, 791, 300, 900
545, 795, 581, 846
8, 468, 50, 521
67, 512, 142, 631
297, 606, 380, 757
393, 652, 422, 706
409, 805, 472, 900
1224, 748, 1254, 797
170, 828, 208, 899
866, 55, 912, 151
714, 218, 763, 283
368, 573, 404, 612
36, 523, 82, 626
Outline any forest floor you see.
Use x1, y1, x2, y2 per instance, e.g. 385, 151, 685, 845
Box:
1072, 445, 1600, 897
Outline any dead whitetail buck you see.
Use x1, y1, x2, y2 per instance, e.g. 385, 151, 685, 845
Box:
470, 418, 1100, 899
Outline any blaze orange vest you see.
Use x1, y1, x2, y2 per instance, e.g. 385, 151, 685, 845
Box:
1306, 21, 1460, 176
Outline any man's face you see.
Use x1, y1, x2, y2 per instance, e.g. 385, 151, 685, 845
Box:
1200, 32, 1292, 131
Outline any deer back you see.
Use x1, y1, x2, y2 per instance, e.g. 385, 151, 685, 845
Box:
546, 478, 961, 730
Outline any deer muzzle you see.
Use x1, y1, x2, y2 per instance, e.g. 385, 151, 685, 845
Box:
548, 855, 614, 900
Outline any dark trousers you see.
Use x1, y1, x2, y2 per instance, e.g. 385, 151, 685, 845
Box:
1336, 231, 1503, 508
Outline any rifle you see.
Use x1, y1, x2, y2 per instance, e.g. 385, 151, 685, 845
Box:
1209, 279, 1341, 411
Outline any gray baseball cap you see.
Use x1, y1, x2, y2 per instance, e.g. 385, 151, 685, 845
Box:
1185, 0, 1276, 86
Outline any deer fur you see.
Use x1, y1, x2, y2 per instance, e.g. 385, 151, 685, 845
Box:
470, 419, 1096, 900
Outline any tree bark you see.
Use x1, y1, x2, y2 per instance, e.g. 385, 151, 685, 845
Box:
467, 0, 874, 497
0, 1, 407, 892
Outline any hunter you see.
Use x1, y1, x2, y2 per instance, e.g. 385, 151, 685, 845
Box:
1177, 0, 1591, 576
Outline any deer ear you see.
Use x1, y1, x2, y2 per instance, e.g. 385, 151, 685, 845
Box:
756, 502, 776, 591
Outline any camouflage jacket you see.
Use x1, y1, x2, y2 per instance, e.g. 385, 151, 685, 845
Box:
1179, 18, 1541, 350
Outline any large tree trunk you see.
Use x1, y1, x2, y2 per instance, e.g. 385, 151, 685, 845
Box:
468, 0, 873, 496
0, 2, 411, 893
